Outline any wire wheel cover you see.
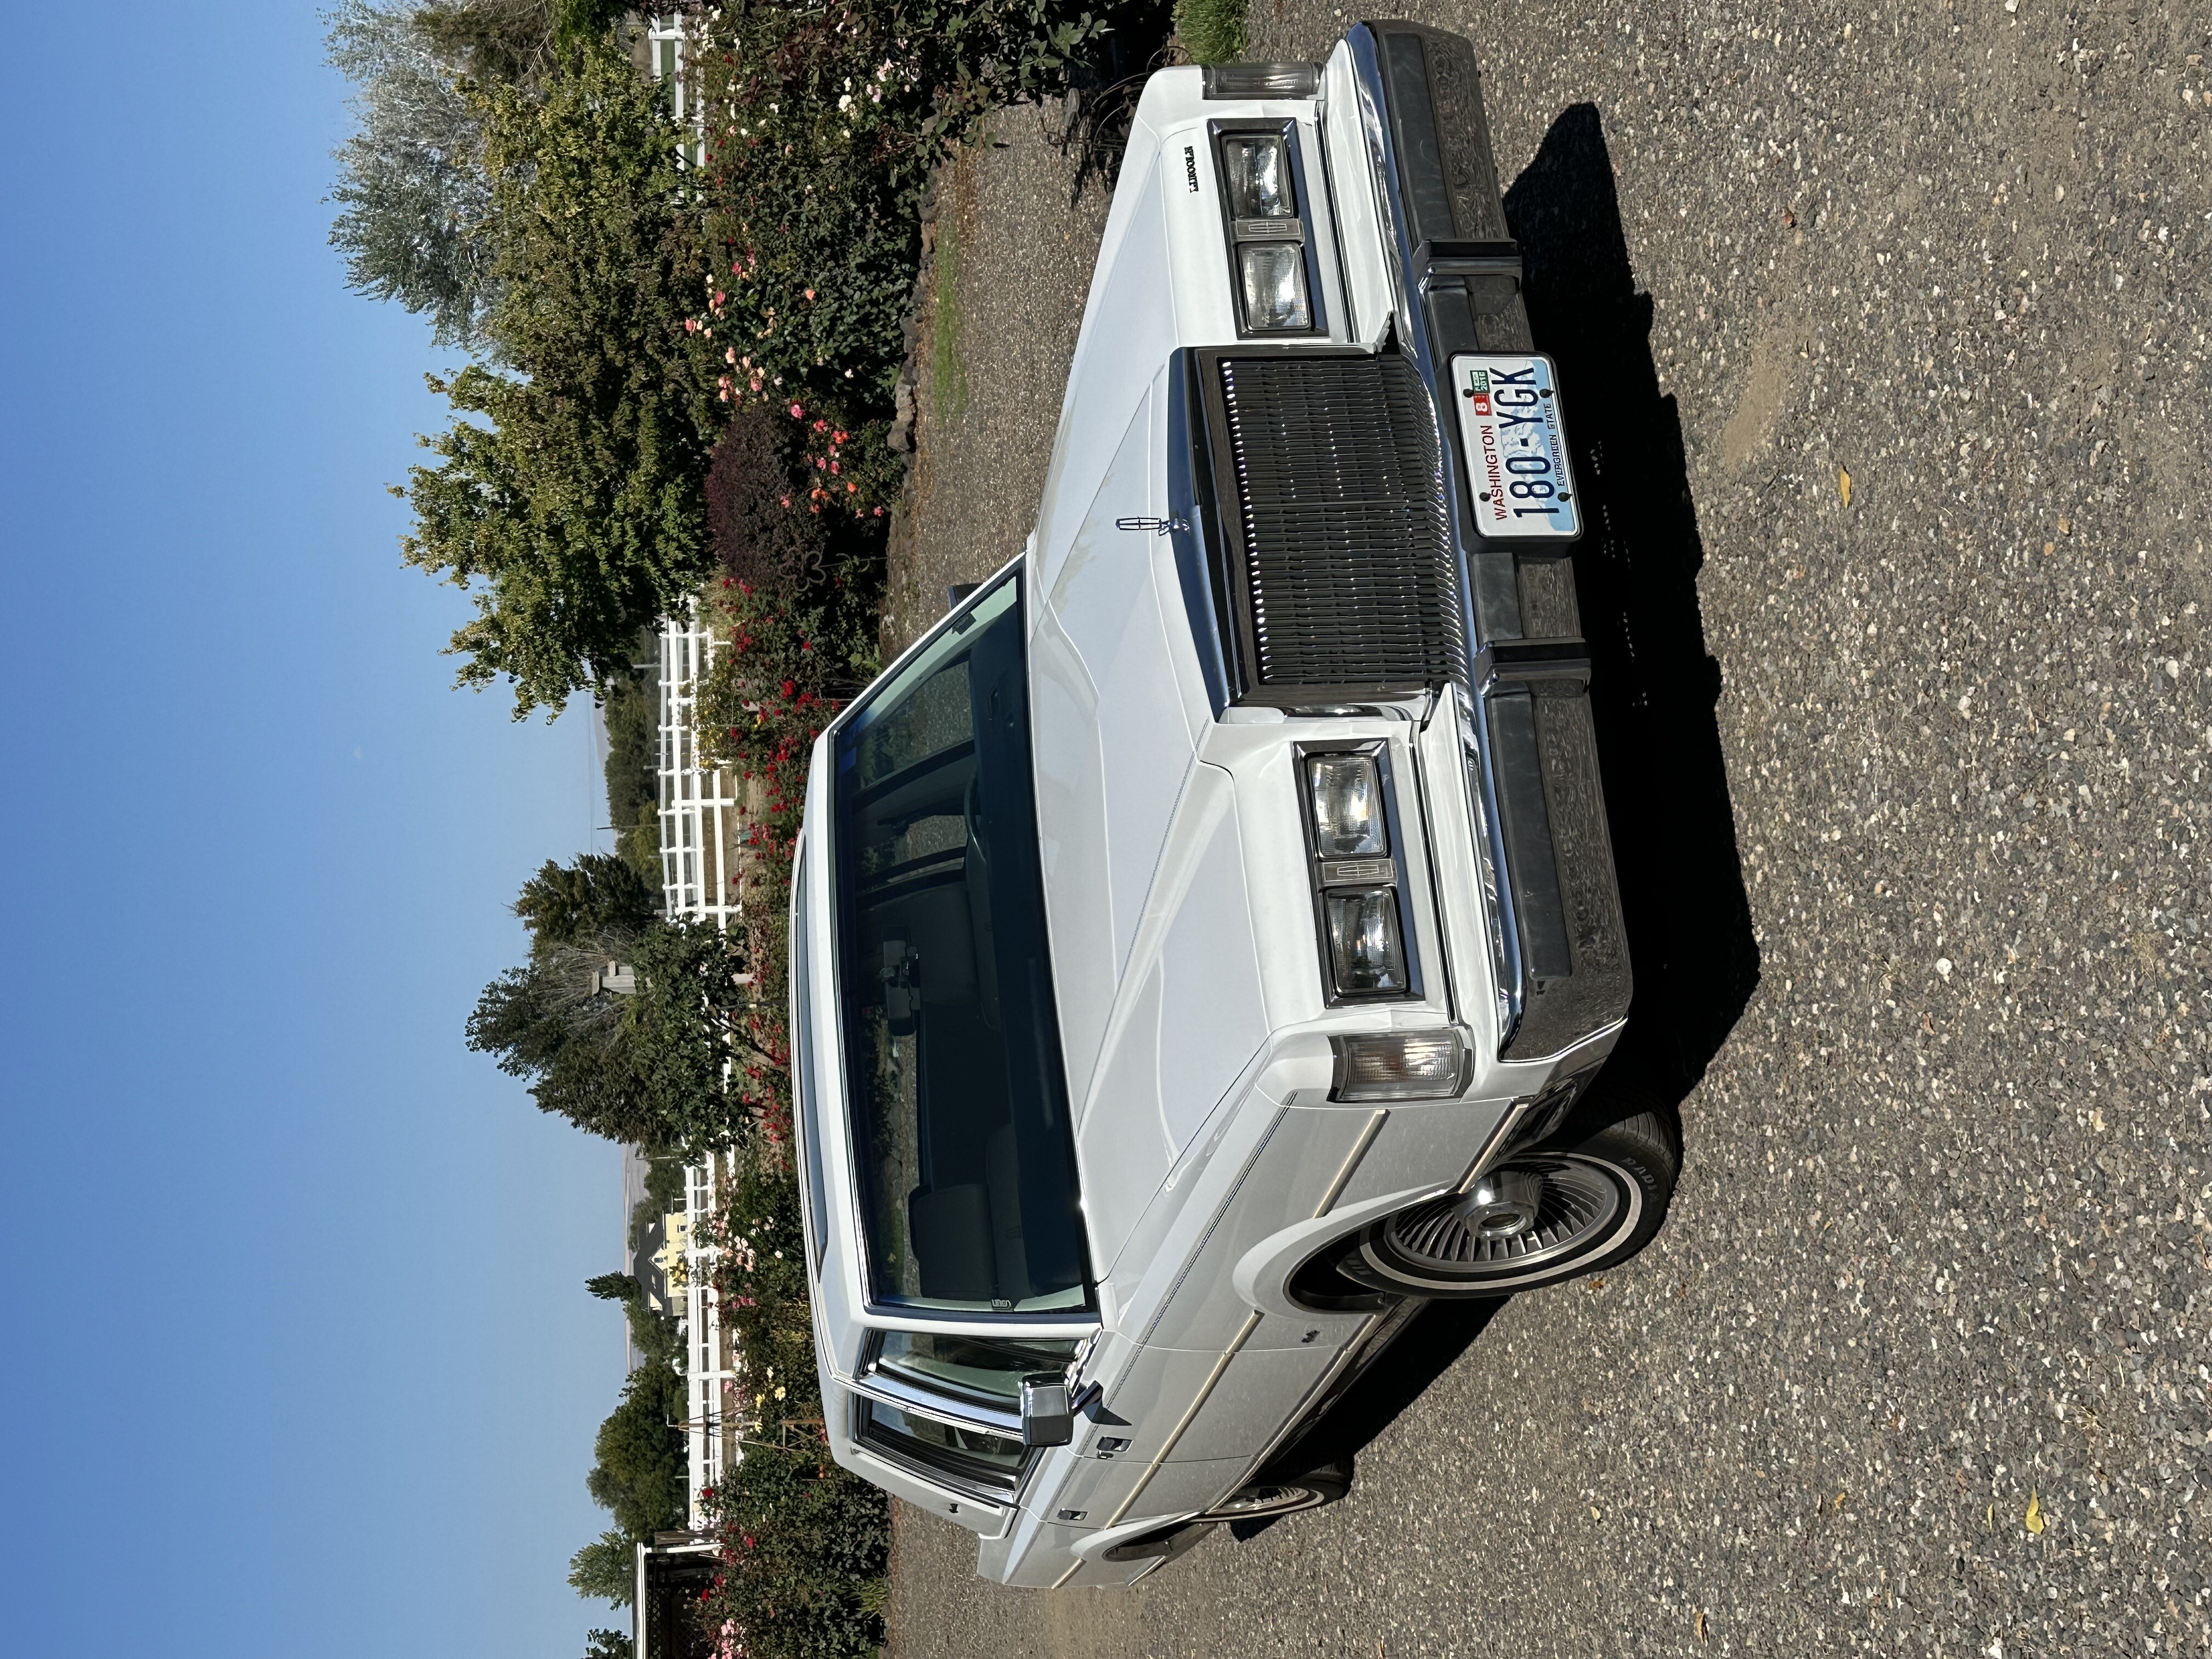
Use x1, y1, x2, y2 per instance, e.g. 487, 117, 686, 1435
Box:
1209, 1483, 1323, 1519
1376, 1156, 1624, 1281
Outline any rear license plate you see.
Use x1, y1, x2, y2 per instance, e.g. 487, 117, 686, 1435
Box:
1449, 354, 1581, 543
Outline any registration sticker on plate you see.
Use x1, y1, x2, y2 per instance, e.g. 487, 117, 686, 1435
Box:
1450, 354, 1581, 543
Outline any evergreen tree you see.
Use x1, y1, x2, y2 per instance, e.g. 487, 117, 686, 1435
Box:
515, 853, 658, 955
466, 917, 754, 1150
568, 1531, 637, 1606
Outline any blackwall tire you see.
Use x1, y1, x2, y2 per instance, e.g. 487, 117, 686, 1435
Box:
1201, 1470, 1349, 1521
1334, 1106, 1679, 1301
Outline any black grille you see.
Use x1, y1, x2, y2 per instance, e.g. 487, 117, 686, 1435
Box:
1216, 353, 1464, 693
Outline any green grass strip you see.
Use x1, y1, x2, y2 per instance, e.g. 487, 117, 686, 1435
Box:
929, 201, 968, 422
1174, 0, 1249, 65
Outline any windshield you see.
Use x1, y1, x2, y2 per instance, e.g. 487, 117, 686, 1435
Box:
830, 573, 1091, 1313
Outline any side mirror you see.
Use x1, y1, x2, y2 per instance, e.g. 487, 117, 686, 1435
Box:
1019, 1375, 1074, 1448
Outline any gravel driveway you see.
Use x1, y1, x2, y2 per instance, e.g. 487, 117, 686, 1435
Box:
884, 3, 2211, 1652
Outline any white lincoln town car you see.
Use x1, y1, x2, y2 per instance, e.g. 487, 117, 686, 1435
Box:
788, 21, 1680, 1586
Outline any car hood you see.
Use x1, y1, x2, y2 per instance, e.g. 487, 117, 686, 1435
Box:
1026, 74, 1325, 1279
1029, 373, 1277, 1280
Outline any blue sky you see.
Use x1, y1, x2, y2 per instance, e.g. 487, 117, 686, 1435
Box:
0, 6, 624, 1656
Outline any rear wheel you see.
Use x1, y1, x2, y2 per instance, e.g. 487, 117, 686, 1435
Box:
1201, 1469, 1348, 1521
1333, 1106, 1678, 1300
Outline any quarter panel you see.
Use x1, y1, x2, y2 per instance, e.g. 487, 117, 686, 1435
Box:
980, 1520, 1154, 1588
1317, 1096, 1510, 1209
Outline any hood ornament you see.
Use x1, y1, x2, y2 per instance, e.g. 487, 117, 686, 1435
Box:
1115, 515, 1188, 537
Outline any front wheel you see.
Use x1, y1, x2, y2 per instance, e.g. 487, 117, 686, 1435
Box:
1333, 1108, 1679, 1300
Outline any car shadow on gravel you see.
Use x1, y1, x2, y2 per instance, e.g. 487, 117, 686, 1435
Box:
1507, 104, 1762, 1109
1231, 106, 1759, 1547
1230, 1298, 1509, 1540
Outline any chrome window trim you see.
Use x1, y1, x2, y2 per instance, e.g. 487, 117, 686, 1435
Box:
847, 1368, 1022, 1440
789, 842, 830, 1270
847, 1379, 1033, 1505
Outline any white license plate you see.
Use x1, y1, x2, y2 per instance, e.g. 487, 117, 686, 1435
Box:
1449, 353, 1581, 542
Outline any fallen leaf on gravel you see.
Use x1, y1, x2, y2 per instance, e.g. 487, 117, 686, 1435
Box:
1697, 1610, 1709, 1642
2026, 1489, 2044, 1533
1839, 466, 1853, 507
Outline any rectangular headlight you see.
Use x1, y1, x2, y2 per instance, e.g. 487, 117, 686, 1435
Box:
1238, 242, 1311, 331
1220, 135, 1294, 218
1324, 886, 1408, 995
1306, 754, 1386, 858
1329, 1030, 1468, 1102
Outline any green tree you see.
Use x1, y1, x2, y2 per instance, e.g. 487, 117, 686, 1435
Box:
465, 939, 637, 1137
413, 0, 557, 84
402, 41, 722, 716
568, 1530, 637, 1606
585, 1271, 639, 1301
325, 1, 501, 349
601, 666, 661, 885
620, 919, 763, 1149
586, 1364, 688, 1538
467, 917, 756, 1150
515, 854, 658, 954
582, 1626, 633, 1659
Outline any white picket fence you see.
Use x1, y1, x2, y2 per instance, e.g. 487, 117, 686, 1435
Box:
650, 606, 743, 1527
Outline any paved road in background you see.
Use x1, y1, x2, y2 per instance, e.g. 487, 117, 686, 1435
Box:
887, 3, 2211, 1652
